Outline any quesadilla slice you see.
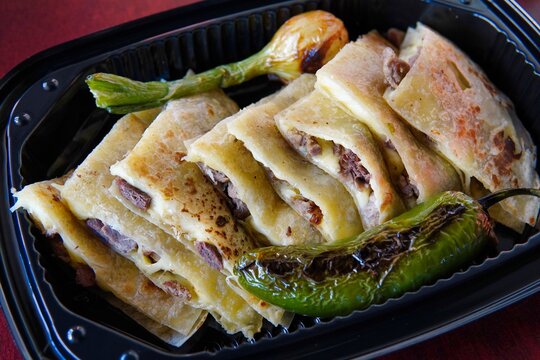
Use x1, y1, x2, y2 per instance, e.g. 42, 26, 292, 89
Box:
60, 112, 264, 337
316, 31, 462, 207
227, 74, 363, 241
104, 294, 192, 347
11, 178, 205, 346
383, 23, 540, 230
185, 100, 325, 246
107, 93, 286, 326
276, 89, 406, 228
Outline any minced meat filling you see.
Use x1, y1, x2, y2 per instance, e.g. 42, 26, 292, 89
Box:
398, 171, 419, 200
115, 177, 152, 210
287, 129, 322, 157
265, 168, 323, 226
383, 47, 410, 89
290, 196, 323, 225
86, 218, 138, 255
333, 143, 371, 189
197, 163, 250, 220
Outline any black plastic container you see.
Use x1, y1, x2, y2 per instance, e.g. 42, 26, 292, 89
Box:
1, 0, 539, 358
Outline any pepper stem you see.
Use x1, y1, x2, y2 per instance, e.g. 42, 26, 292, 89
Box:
477, 188, 540, 210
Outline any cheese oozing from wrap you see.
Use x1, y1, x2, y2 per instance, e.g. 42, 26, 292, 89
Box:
316, 31, 462, 207
227, 74, 363, 241
61, 112, 263, 338
11, 178, 205, 346
108, 92, 286, 326
383, 23, 540, 230
184, 98, 325, 246
276, 89, 406, 228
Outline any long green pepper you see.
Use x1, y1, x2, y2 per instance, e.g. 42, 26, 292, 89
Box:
234, 189, 540, 317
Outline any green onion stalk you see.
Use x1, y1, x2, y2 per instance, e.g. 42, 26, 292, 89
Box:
86, 10, 349, 114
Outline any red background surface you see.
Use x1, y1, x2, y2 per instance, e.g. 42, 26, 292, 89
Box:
1, 1, 539, 359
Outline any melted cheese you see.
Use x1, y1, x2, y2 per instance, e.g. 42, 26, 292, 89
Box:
276, 90, 405, 228
228, 75, 363, 241
61, 113, 263, 338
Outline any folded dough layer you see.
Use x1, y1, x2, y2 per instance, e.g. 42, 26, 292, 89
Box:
384, 23, 540, 230
185, 98, 324, 246
316, 31, 462, 207
108, 92, 286, 326
276, 90, 405, 228
12, 178, 205, 346
228, 74, 363, 241
61, 112, 262, 338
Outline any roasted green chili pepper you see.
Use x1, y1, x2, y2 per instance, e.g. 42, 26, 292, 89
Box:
234, 189, 540, 317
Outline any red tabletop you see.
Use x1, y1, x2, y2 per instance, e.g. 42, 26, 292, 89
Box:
1, 1, 539, 359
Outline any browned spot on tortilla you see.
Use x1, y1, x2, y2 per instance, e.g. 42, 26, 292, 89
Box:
493, 131, 520, 176
491, 174, 500, 187
216, 215, 228, 227
286, 226, 292, 237
220, 245, 232, 258
174, 151, 186, 164
184, 177, 197, 195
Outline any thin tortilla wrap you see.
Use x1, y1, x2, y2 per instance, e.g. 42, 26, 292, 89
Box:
316, 31, 462, 206
60, 112, 262, 337
383, 23, 540, 230
227, 74, 363, 241
104, 294, 192, 347
108, 93, 286, 326
276, 89, 406, 228
185, 98, 324, 246
11, 178, 205, 345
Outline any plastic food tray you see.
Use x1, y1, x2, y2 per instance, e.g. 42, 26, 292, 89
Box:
1, 0, 539, 358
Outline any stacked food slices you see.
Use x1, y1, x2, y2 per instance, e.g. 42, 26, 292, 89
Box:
384, 23, 540, 231
316, 31, 463, 208
108, 90, 287, 326
11, 176, 205, 346
12, 19, 540, 346
60, 110, 263, 338
275, 89, 405, 229
184, 97, 325, 246
226, 74, 364, 240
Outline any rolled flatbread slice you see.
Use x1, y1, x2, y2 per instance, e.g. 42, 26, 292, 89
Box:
228, 74, 363, 241
109, 91, 249, 273
185, 100, 325, 246
316, 31, 462, 207
104, 294, 192, 347
383, 23, 540, 230
60, 112, 263, 338
276, 89, 406, 228
107, 94, 285, 326
11, 178, 205, 346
